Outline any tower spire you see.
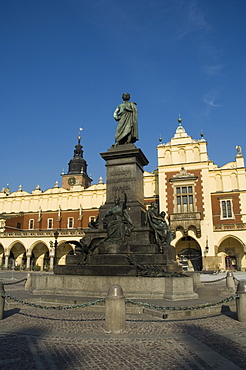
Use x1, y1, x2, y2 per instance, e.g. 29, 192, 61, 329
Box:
61, 129, 92, 190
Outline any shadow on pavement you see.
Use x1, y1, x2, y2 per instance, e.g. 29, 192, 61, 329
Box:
0, 326, 87, 369
3, 307, 21, 319
178, 320, 246, 369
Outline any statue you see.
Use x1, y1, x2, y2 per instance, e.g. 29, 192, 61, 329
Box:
113, 93, 138, 145
236, 145, 242, 156
147, 203, 173, 252
103, 192, 134, 243
65, 236, 103, 264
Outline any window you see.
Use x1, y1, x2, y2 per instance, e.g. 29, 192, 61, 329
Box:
16, 222, 21, 229
220, 199, 233, 219
29, 219, 34, 230
67, 217, 74, 229
175, 186, 194, 213
47, 218, 53, 229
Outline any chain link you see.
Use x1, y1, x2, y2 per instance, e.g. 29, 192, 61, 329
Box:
1, 292, 238, 312
2, 293, 105, 310
126, 294, 238, 311
3, 278, 27, 286
203, 276, 226, 283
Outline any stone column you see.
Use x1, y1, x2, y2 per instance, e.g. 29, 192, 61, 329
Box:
49, 256, 54, 271
0, 282, 5, 320
26, 256, 31, 271
226, 271, 235, 291
25, 273, 32, 291
105, 284, 126, 333
236, 280, 246, 322
4, 256, 8, 269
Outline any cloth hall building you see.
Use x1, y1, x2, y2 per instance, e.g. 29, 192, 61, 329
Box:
0, 119, 246, 272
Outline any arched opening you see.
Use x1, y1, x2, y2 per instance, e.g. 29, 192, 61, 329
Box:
30, 252, 36, 270
56, 242, 73, 265
31, 242, 49, 271
218, 237, 245, 271
176, 236, 202, 271
22, 252, 27, 270
9, 242, 26, 270
8, 250, 15, 269
43, 251, 50, 271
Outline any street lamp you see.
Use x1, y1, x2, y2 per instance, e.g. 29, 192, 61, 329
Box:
54, 230, 59, 265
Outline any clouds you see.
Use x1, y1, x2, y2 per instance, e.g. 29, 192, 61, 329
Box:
203, 90, 221, 116
176, 0, 212, 39
203, 64, 225, 76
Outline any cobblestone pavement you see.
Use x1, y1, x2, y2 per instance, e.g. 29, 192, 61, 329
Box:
0, 306, 246, 370
1, 271, 246, 369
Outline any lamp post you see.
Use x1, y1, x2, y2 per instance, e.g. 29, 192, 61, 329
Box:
54, 230, 59, 266
204, 236, 209, 271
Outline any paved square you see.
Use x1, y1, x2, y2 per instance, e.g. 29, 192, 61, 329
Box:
0, 307, 246, 369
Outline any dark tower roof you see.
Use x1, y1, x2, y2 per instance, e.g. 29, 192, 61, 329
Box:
67, 132, 88, 175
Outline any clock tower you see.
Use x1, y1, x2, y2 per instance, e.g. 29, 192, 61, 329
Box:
62, 130, 92, 190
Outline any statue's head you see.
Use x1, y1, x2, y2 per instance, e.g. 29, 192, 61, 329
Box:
160, 211, 166, 218
122, 93, 130, 101
150, 202, 158, 209
115, 197, 120, 204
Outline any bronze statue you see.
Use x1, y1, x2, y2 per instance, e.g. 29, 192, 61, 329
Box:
103, 192, 134, 243
113, 93, 138, 145
147, 203, 173, 252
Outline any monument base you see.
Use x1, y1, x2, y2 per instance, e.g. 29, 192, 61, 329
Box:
27, 274, 198, 300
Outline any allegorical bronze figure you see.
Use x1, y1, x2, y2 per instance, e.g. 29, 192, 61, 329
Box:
103, 192, 134, 243
147, 203, 174, 252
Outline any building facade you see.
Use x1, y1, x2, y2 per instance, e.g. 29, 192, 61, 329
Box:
157, 118, 246, 271
0, 120, 245, 271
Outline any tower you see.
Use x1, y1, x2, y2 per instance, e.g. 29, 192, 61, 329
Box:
61, 130, 92, 190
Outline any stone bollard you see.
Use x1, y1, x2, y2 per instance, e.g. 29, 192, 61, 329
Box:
236, 280, 246, 322
105, 284, 126, 333
226, 271, 235, 291
24, 273, 32, 291
0, 282, 5, 320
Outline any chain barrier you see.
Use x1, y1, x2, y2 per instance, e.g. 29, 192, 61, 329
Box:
1, 292, 105, 310
203, 276, 226, 283
1, 291, 238, 312
3, 278, 27, 286
126, 294, 238, 312
233, 276, 240, 282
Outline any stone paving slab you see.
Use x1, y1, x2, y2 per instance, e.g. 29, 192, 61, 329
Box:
0, 306, 246, 369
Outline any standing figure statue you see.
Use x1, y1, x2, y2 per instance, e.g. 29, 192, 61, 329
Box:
113, 93, 138, 145
103, 192, 134, 243
147, 203, 174, 252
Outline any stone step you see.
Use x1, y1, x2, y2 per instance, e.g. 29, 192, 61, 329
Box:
55, 264, 138, 276
88, 253, 172, 265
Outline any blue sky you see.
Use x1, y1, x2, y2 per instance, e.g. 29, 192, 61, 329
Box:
1, 0, 246, 193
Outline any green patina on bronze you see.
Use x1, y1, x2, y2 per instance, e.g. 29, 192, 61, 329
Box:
113, 92, 138, 145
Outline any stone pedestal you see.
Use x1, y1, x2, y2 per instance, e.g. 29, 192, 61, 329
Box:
99, 143, 148, 228
28, 274, 198, 300
164, 277, 199, 300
